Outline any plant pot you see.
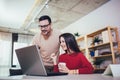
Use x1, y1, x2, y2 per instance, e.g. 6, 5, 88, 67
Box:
94, 42, 98, 46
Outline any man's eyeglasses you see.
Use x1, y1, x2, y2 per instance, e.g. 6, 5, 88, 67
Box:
38, 24, 50, 28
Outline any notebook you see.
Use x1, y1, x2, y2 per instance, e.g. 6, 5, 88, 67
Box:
15, 45, 68, 76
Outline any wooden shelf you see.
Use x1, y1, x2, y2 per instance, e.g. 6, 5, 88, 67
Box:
93, 54, 112, 58
88, 42, 110, 49
87, 27, 115, 37
77, 36, 84, 41
88, 42, 118, 50
94, 68, 106, 70
79, 48, 85, 51
76, 26, 119, 70
94, 68, 105, 73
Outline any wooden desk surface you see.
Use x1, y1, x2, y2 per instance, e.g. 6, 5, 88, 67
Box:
0, 74, 120, 80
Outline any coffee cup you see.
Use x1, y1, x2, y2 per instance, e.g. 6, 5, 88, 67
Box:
58, 62, 66, 69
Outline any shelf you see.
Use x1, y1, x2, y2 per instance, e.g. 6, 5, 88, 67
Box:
88, 42, 110, 49
93, 54, 112, 58
77, 36, 86, 52
94, 68, 106, 70
87, 27, 115, 37
94, 68, 105, 73
79, 48, 85, 51
76, 26, 119, 70
77, 36, 84, 41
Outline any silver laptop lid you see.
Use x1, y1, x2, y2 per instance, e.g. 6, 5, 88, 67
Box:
15, 45, 47, 76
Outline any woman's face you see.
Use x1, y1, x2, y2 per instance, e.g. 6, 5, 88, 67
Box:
60, 37, 67, 51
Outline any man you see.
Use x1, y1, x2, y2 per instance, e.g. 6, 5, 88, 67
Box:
32, 15, 61, 72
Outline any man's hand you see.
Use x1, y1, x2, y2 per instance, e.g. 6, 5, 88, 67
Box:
50, 53, 57, 65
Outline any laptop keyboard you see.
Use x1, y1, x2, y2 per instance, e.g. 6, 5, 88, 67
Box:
47, 72, 68, 76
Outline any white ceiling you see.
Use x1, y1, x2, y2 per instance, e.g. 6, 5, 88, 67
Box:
0, 0, 109, 34
0, 0, 34, 28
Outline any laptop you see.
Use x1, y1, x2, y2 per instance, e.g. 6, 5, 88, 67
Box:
15, 45, 68, 76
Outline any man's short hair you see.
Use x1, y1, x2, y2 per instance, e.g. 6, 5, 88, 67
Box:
39, 15, 51, 24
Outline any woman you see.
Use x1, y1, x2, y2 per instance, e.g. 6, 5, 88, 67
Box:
51, 33, 94, 74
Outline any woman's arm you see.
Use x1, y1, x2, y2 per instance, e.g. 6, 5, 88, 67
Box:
77, 54, 94, 74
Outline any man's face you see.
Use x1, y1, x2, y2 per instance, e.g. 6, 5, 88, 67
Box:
39, 20, 51, 36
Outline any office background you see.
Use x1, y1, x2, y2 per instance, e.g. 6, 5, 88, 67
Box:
0, 0, 120, 76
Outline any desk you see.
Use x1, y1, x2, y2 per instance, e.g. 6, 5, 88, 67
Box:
0, 74, 120, 80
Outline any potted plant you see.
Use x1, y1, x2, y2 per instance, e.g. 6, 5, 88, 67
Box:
91, 36, 102, 45
74, 32, 80, 38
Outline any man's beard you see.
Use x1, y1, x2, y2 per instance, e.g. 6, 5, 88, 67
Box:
41, 30, 50, 36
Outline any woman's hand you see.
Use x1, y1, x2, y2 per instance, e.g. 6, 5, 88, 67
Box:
58, 63, 69, 73
58, 63, 79, 74
50, 53, 57, 65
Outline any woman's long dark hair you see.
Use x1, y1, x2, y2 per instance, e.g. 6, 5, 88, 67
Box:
59, 33, 81, 53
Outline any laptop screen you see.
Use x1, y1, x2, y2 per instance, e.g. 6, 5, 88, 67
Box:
15, 45, 47, 76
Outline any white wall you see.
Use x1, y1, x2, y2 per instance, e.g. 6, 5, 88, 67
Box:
62, 0, 120, 39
